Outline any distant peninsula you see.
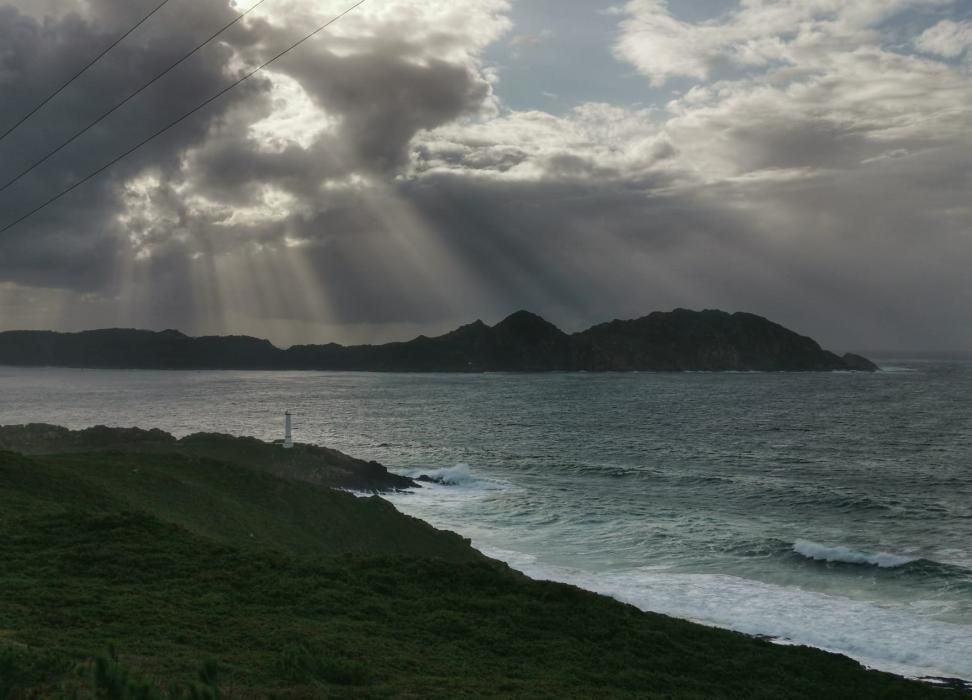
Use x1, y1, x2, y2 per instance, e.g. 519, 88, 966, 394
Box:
0, 309, 877, 372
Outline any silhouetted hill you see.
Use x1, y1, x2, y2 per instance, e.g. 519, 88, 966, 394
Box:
0, 309, 877, 372
571, 309, 873, 371
0, 328, 280, 369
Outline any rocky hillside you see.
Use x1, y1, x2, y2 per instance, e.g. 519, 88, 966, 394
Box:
0, 309, 877, 372
570, 310, 877, 371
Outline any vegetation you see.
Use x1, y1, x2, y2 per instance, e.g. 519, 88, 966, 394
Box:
0, 424, 415, 492
0, 443, 959, 698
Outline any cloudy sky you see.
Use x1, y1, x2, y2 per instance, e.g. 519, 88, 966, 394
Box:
0, 0, 969, 351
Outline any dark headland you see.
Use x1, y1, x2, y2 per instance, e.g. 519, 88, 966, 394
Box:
0, 424, 956, 698
0, 308, 877, 372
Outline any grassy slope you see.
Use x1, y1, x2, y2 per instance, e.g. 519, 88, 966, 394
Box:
0, 424, 415, 492
0, 449, 958, 699
0, 450, 479, 561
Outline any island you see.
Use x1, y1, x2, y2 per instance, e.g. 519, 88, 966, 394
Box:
0, 308, 877, 372
0, 424, 950, 698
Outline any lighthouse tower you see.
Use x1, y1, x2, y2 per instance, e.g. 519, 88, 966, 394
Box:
283, 411, 294, 449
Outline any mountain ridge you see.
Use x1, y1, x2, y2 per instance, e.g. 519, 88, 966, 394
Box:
0, 308, 878, 372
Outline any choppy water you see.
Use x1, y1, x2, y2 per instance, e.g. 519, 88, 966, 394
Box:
1, 360, 970, 681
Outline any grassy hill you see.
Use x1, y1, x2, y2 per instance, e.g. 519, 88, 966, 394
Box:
0, 424, 415, 492
0, 437, 960, 698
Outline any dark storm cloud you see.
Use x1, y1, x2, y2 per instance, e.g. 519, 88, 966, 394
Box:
0, 0, 271, 289
182, 37, 494, 206
0, 0, 970, 352
284, 46, 492, 173
0, 0, 511, 333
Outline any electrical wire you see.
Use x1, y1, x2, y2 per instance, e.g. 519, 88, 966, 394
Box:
0, 0, 174, 145
0, 0, 369, 237
0, 0, 271, 197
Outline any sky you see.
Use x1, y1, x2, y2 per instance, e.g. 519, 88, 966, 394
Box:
0, 0, 969, 351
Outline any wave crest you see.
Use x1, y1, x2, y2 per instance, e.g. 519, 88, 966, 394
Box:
793, 540, 916, 568
417, 463, 482, 487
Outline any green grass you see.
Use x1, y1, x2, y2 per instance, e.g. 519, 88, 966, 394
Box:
0, 424, 414, 492
0, 449, 480, 561
0, 447, 961, 699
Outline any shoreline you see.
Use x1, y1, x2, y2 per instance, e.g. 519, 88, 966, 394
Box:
0, 422, 967, 696
385, 479, 972, 690
2, 420, 966, 690
471, 527, 972, 690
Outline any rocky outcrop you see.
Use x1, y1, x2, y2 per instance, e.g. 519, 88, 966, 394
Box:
0, 423, 416, 492
841, 353, 880, 372
0, 309, 878, 372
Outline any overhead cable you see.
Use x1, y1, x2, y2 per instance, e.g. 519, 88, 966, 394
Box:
0, 0, 369, 237
0, 0, 175, 145
0, 0, 271, 197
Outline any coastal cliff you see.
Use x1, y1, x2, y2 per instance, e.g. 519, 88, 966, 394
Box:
0, 425, 950, 698
0, 309, 878, 372
0, 423, 415, 492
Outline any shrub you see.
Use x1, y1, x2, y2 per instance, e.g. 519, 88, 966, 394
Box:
275, 642, 371, 687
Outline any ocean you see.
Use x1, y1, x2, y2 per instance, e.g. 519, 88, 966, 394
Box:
1, 360, 969, 682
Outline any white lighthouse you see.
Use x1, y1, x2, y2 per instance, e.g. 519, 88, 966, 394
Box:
283, 410, 294, 449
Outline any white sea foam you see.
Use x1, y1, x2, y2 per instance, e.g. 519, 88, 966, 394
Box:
417, 463, 480, 487
793, 540, 916, 568
385, 463, 519, 528
397, 463, 516, 492
510, 560, 972, 682
343, 464, 487, 496
387, 483, 972, 683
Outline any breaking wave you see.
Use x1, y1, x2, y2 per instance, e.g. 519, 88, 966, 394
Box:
417, 463, 479, 486
793, 540, 916, 568
412, 463, 513, 491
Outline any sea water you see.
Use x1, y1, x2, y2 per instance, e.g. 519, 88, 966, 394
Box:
0, 359, 969, 681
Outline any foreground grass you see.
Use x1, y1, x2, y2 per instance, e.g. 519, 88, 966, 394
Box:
0, 448, 960, 698
0, 449, 479, 561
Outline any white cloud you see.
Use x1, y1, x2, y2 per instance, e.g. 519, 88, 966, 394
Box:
661, 50, 972, 180
592, 1, 972, 183
236, 0, 511, 61
916, 19, 972, 58
247, 71, 335, 153
613, 0, 953, 85
413, 103, 679, 183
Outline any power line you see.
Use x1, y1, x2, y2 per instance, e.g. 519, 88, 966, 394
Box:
0, 0, 271, 198
0, 0, 174, 146
0, 0, 369, 237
